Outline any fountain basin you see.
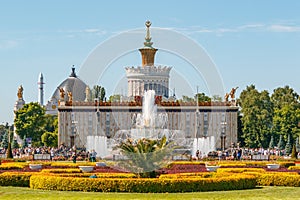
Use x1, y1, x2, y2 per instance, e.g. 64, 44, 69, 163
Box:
29, 164, 42, 170
266, 164, 280, 169
95, 162, 106, 167
79, 166, 94, 172
205, 165, 220, 172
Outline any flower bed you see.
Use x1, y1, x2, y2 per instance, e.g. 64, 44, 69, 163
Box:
30, 174, 257, 192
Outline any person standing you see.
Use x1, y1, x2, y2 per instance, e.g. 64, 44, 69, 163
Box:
91, 150, 97, 162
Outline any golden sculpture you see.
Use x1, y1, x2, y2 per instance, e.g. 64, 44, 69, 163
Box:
229, 87, 239, 99
224, 93, 229, 102
58, 88, 65, 99
67, 91, 73, 102
17, 85, 23, 99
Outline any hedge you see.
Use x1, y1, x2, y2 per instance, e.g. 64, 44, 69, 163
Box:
217, 168, 266, 174
41, 168, 82, 174
30, 175, 256, 192
0, 172, 33, 187
159, 172, 212, 179
257, 173, 300, 187
288, 166, 300, 170
54, 173, 137, 178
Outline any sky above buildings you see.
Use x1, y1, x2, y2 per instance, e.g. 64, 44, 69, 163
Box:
0, 0, 300, 124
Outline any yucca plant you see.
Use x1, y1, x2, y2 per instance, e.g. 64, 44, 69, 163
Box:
116, 136, 176, 178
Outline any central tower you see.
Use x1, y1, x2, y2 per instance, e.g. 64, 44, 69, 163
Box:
125, 21, 171, 98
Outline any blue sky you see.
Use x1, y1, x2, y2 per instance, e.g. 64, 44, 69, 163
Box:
0, 0, 300, 124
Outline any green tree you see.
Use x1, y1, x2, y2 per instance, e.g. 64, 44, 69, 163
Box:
296, 137, 300, 151
195, 93, 211, 102
271, 86, 300, 145
6, 142, 13, 159
14, 102, 45, 145
277, 135, 285, 150
92, 85, 106, 101
181, 95, 194, 102
285, 134, 292, 155
41, 131, 58, 147
291, 144, 297, 159
269, 135, 274, 149
109, 94, 121, 102
238, 85, 273, 148
1, 131, 9, 149
11, 139, 19, 149
212, 95, 222, 102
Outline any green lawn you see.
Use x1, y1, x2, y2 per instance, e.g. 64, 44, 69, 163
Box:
0, 186, 299, 200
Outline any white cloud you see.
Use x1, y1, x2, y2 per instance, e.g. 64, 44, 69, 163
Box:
268, 24, 300, 32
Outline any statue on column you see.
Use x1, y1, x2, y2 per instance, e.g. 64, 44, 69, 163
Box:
17, 85, 23, 99
67, 91, 73, 102
224, 93, 229, 102
58, 87, 65, 100
85, 86, 91, 102
229, 87, 239, 100
229, 87, 239, 106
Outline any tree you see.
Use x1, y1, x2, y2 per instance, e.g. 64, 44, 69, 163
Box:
238, 85, 273, 148
296, 137, 300, 152
285, 134, 292, 155
269, 135, 274, 149
181, 95, 194, 102
14, 102, 45, 145
11, 139, 19, 149
271, 86, 299, 109
212, 95, 222, 102
271, 86, 300, 145
277, 135, 285, 150
92, 85, 106, 101
1, 131, 9, 149
291, 144, 297, 159
6, 142, 13, 159
109, 94, 121, 102
41, 131, 58, 147
195, 93, 211, 102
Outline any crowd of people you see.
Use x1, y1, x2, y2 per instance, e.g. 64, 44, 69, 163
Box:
0, 144, 98, 162
194, 147, 300, 160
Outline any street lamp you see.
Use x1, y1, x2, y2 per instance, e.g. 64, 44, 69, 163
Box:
220, 121, 227, 151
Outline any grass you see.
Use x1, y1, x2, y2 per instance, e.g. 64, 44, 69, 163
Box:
0, 186, 299, 200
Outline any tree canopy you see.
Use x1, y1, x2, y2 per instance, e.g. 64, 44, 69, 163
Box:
238, 85, 300, 149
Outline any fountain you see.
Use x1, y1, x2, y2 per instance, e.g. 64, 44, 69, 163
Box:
86, 136, 109, 159
87, 90, 216, 160
192, 137, 215, 158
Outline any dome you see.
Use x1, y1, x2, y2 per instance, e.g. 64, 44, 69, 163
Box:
51, 67, 87, 102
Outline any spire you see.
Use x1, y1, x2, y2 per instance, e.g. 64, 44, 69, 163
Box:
144, 20, 153, 48
38, 72, 45, 105
139, 20, 157, 67
70, 65, 77, 77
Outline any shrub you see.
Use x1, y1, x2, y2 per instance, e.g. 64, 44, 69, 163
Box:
0, 172, 33, 187
30, 174, 256, 192
50, 162, 94, 168
288, 166, 300, 170
159, 172, 213, 179
257, 173, 300, 187
0, 162, 28, 170
217, 168, 266, 174
41, 168, 82, 174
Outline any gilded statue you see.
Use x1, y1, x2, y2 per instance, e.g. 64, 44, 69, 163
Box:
224, 93, 229, 102
67, 91, 73, 102
229, 87, 239, 99
17, 85, 23, 99
58, 87, 65, 99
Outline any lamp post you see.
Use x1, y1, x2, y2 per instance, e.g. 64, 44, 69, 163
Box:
220, 121, 227, 151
